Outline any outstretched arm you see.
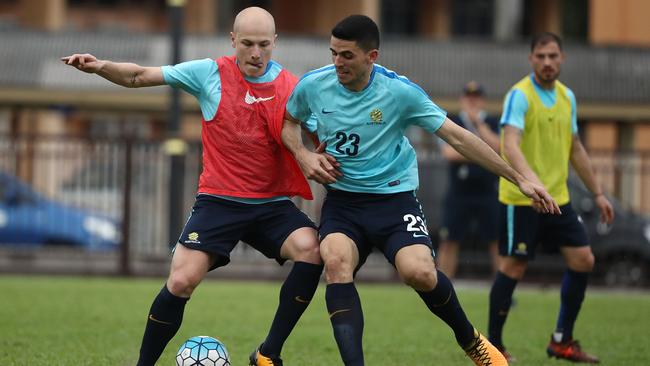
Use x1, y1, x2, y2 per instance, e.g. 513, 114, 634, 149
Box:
282, 111, 341, 184
500, 125, 545, 186
441, 121, 499, 163
436, 118, 560, 214
61, 53, 164, 88
570, 135, 614, 224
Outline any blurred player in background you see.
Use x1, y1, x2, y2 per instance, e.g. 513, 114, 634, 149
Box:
488, 32, 614, 363
437, 81, 501, 278
283, 14, 560, 366
63, 7, 323, 366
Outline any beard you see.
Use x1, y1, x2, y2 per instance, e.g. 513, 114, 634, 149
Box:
537, 67, 560, 83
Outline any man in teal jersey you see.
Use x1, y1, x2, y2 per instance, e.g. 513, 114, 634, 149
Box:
282, 15, 560, 366
63, 7, 322, 366
488, 32, 614, 364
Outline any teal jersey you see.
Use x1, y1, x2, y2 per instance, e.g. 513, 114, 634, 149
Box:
162, 58, 287, 204
287, 64, 446, 193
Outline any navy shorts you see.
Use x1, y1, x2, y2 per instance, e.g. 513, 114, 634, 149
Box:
499, 203, 589, 260
319, 190, 433, 270
441, 195, 499, 242
178, 194, 317, 270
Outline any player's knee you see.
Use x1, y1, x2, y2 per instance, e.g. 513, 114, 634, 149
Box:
323, 254, 354, 282
290, 237, 321, 264
401, 266, 438, 291
298, 244, 322, 264
570, 252, 595, 272
167, 272, 202, 297
585, 252, 595, 271
500, 259, 527, 280
283, 228, 322, 264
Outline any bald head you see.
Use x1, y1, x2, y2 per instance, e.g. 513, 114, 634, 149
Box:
230, 7, 277, 78
233, 6, 276, 36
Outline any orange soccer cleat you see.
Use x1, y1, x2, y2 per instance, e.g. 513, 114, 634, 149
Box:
249, 344, 284, 366
496, 345, 517, 363
546, 337, 599, 363
463, 329, 509, 366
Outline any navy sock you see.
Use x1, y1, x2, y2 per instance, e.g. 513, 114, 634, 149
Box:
488, 271, 518, 348
326, 283, 364, 366
137, 285, 189, 366
261, 262, 323, 358
417, 270, 475, 347
555, 269, 588, 342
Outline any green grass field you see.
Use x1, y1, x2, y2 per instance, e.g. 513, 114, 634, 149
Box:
1, 275, 648, 365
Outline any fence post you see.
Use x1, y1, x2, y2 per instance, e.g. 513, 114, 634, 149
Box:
120, 136, 133, 276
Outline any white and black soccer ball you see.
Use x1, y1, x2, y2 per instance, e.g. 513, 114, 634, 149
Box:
176, 336, 230, 366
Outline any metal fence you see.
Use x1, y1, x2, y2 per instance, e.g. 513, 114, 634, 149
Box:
1, 134, 203, 240
1, 133, 649, 278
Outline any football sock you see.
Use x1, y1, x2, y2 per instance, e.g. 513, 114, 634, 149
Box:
555, 269, 589, 342
488, 271, 518, 348
417, 270, 475, 347
137, 285, 189, 366
326, 282, 365, 366
261, 261, 323, 358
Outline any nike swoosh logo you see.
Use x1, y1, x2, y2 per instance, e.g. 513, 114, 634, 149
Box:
328, 308, 351, 318
321, 108, 336, 114
294, 296, 311, 304
412, 233, 429, 238
148, 314, 173, 325
244, 90, 275, 104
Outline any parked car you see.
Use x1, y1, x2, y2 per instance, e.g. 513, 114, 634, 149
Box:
0, 171, 120, 250
568, 176, 650, 287
417, 159, 650, 287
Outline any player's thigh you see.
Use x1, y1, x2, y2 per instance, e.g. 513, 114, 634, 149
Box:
378, 192, 433, 264
319, 191, 372, 272
498, 203, 539, 259
178, 195, 253, 270
394, 244, 437, 290
243, 200, 317, 264
560, 246, 595, 272
168, 243, 214, 290
280, 226, 321, 264
541, 203, 590, 254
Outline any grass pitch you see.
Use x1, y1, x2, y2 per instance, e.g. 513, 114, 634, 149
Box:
0, 275, 648, 365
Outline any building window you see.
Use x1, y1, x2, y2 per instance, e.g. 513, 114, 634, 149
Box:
381, 0, 419, 35
452, 0, 494, 37
562, 0, 588, 42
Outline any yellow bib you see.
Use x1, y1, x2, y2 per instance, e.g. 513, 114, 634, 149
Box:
499, 76, 573, 206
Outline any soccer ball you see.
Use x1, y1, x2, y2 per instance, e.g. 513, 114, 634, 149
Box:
176, 336, 231, 366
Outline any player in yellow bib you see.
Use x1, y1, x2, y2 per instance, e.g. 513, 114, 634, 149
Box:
488, 32, 614, 364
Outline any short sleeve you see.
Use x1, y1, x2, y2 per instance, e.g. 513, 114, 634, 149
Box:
402, 84, 447, 133
303, 113, 318, 133
286, 77, 313, 123
162, 58, 216, 98
500, 89, 528, 130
